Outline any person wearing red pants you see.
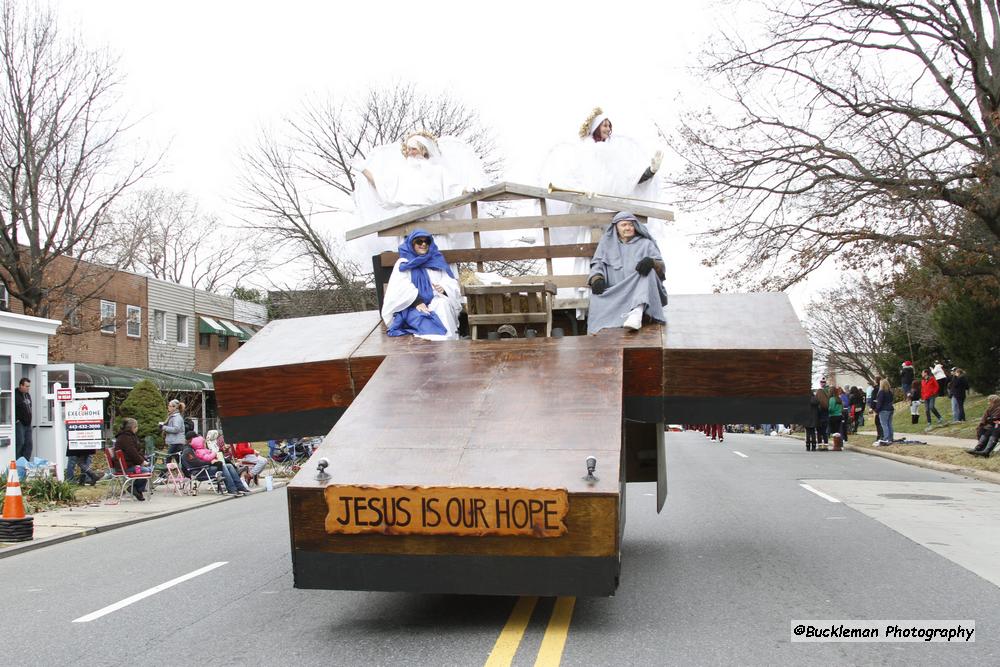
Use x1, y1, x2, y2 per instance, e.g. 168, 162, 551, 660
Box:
709, 424, 724, 441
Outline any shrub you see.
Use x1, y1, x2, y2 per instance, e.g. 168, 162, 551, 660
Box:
115, 379, 167, 443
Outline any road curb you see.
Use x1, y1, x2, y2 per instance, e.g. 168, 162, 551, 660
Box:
0, 480, 289, 560
844, 444, 1000, 485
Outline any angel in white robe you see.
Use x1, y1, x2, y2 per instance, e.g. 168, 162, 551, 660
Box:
352, 132, 487, 256
539, 107, 666, 310
380, 229, 462, 341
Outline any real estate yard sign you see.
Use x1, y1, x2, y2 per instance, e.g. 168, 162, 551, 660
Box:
64, 400, 104, 450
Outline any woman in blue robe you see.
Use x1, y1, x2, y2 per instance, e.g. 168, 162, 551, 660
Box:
380, 229, 462, 340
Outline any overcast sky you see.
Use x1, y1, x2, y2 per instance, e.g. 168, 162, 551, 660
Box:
51, 0, 830, 305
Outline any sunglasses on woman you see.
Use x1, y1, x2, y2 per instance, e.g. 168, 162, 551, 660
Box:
413, 237, 431, 246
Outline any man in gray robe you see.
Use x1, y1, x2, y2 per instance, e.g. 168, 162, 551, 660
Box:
587, 211, 668, 333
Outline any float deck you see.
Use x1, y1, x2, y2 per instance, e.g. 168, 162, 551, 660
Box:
213, 292, 811, 596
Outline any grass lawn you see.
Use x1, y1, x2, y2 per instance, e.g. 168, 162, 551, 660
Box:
872, 393, 988, 440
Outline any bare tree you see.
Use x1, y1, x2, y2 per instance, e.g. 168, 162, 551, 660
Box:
807, 277, 939, 384
0, 2, 152, 317
670, 0, 1000, 291
236, 83, 500, 309
806, 281, 897, 385
113, 188, 269, 293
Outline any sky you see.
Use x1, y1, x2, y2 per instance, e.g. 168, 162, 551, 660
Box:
50, 0, 828, 307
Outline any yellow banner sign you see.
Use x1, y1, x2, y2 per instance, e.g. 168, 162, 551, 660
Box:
324, 485, 569, 538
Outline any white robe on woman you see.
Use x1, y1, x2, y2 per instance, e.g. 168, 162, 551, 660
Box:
380, 258, 463, 341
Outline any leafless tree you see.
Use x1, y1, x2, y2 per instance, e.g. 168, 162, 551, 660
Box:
806, 280, 896, 385
113, 188, 269, 293
806, 276, 939, 384
0, 2, 152, 317
669, 0, 1000, 291
236, 83, 501, 309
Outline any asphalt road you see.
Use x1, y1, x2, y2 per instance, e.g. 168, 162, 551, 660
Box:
4, 431, 998, 666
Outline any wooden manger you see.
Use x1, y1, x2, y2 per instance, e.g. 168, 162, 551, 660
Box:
213, 183, 813, 596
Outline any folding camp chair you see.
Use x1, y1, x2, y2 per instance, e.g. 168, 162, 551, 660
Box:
102, 448, 153, 505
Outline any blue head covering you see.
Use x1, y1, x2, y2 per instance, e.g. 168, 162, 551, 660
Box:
398, 229, 453, 304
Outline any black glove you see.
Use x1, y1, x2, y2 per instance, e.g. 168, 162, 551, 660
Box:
590, 277, 607, 295
636, 257, 655, 276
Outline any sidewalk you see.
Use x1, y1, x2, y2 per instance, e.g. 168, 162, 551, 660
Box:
857, 431, 978, 449
0, 480, 287, 559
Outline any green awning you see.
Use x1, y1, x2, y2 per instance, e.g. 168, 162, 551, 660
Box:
236, 324, 257, 339
218, 319, 247, 340
198, 316, 226, 335
74, 363, 214, 392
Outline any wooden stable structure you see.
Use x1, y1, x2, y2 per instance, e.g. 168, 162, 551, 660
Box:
214, 184, 812, 597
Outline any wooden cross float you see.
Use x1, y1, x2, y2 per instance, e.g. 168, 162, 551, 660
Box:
212, 185, 812, 597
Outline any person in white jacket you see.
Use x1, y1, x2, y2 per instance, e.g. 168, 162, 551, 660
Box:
380, 229, 462, 341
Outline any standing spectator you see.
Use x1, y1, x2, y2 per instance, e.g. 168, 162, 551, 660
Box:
14, 377, 32, 461
949, 368, 969, 422
900, 361, 914, 399
839, 386, 851, 442
869, 377, 884, 441
921, 369, 943, 428
115, 418, 150, 501
909, 385, 921, 425
850, 386, 866, 432
160, 399, 187, 459
805, 393, 819, 451
875, 379, 895, 445
828, 386, 844, 443
815, 384, 830, 445
931, 360, 948, 397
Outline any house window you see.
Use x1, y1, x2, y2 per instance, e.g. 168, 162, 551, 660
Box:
0, 285, 8, 312
126, 305, 141, 338
176, 315, 189, 346
153, 310, 166, 342
100, 300, 116, 334
199, 333, 210, 349
218, 334, 229, 351
0, 355, 10, 427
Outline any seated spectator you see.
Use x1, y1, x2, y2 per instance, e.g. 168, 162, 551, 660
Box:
587, 211, 667, 333
967, 395, 1000, 457
232, 440, 267, 482
380, 229, 462, 341
115, 417, 150, 501
187, 431, 249, 495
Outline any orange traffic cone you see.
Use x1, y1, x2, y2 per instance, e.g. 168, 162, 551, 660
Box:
0, 460, 33, 542
3, 460, 26, 519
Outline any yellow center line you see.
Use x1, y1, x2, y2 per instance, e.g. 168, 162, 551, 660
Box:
534, 596, 576, 667
485, 596, 539, 667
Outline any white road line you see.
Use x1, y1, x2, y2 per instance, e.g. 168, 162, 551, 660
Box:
799, 483, 841, 503
72, 561, 228, 623
732, 451, 749, 458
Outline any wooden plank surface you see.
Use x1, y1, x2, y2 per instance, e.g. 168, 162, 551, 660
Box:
213, 310, 381, 372
377, 244, 596, 267
345, 181, 675, 241
289, 345, 623, 495
378, 213, 613, 237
